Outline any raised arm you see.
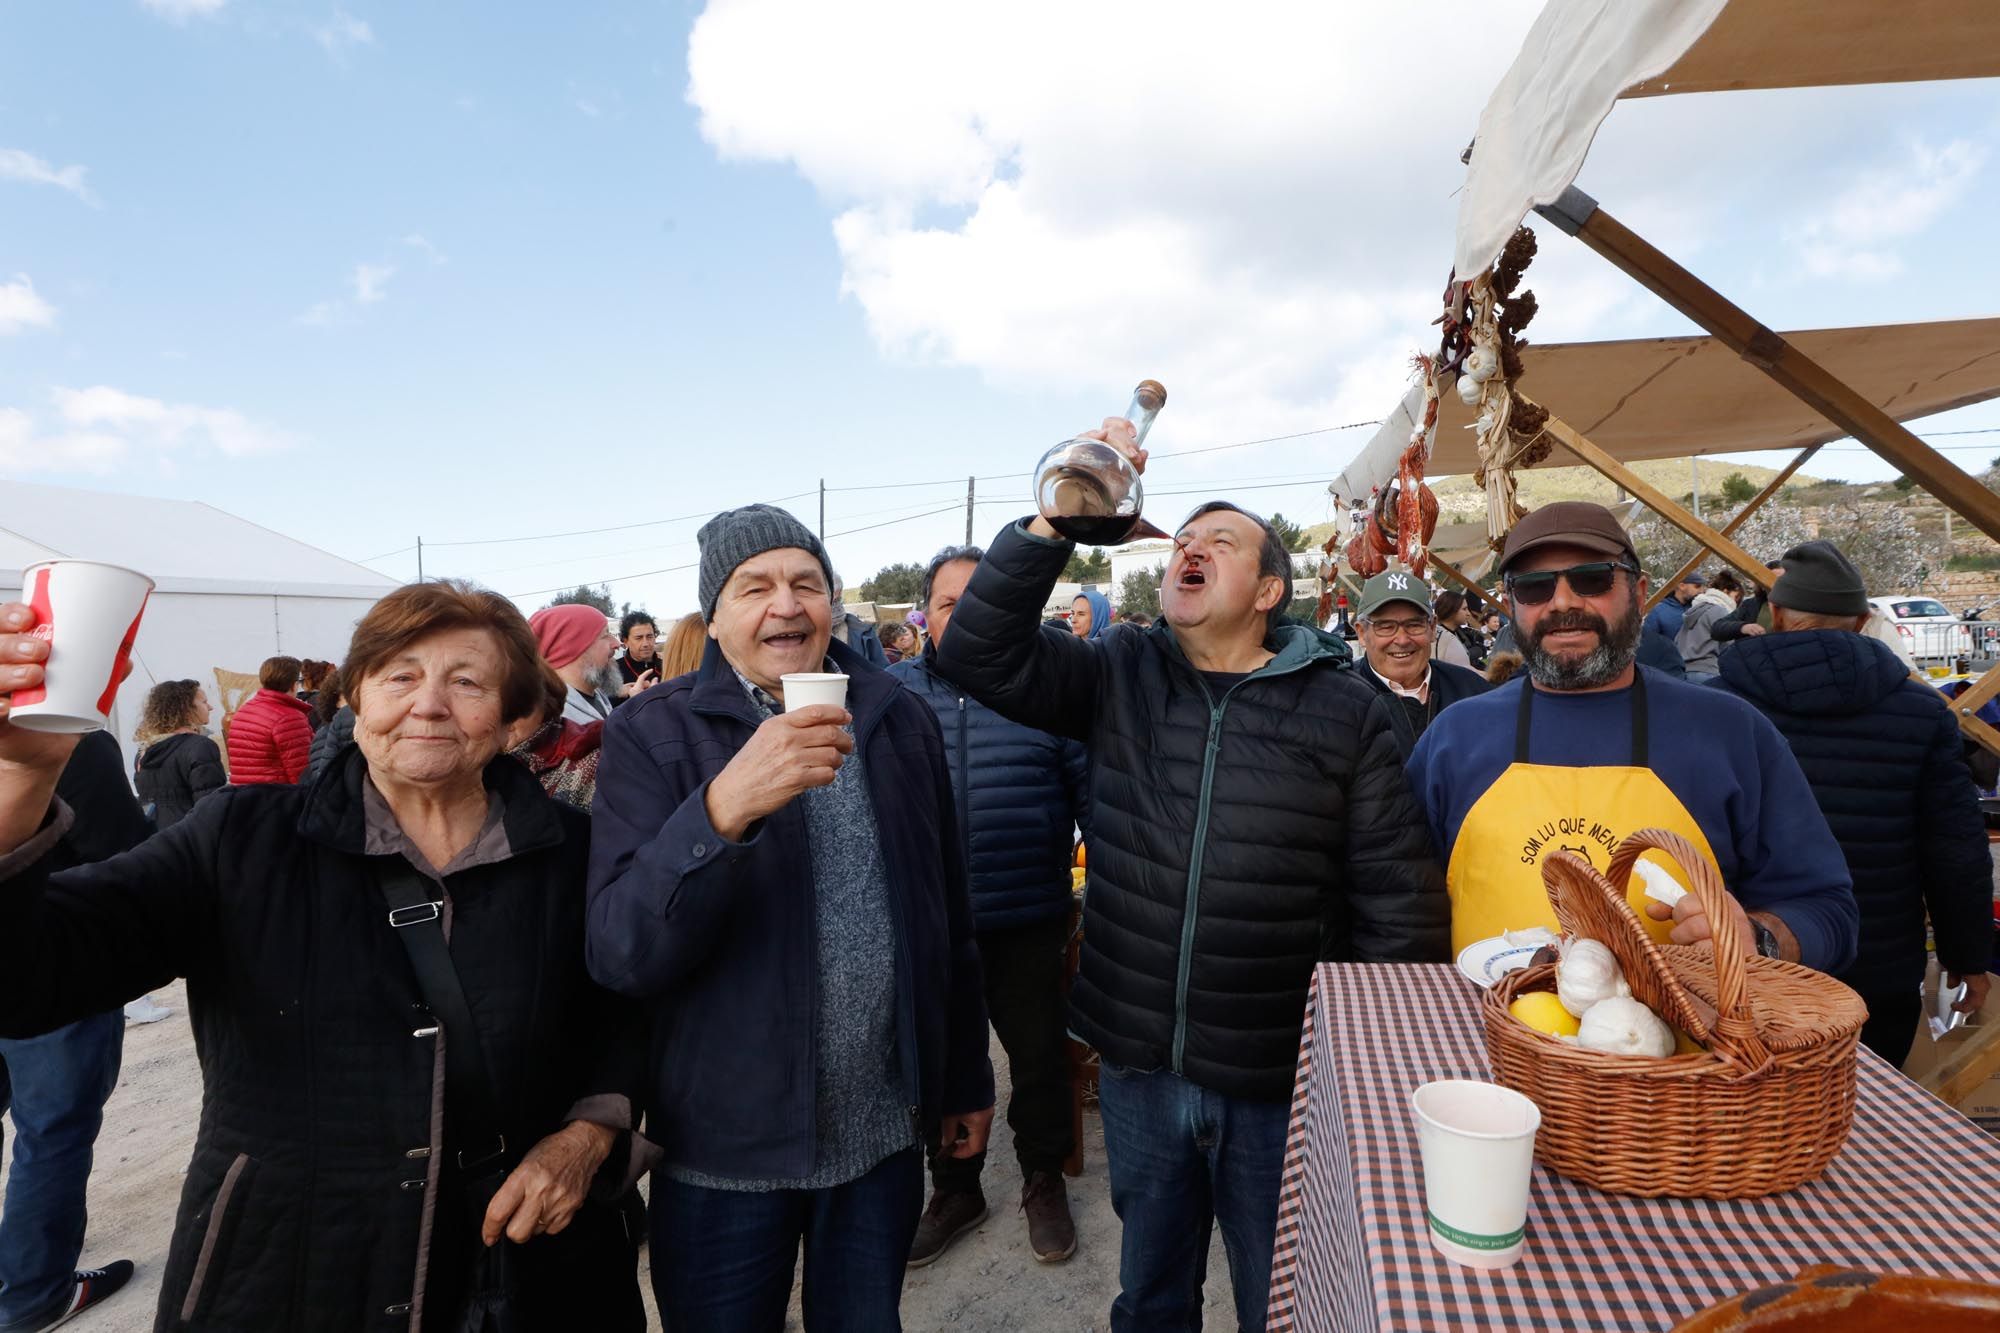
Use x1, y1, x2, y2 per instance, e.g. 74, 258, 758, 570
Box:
933, 519, 1104, 741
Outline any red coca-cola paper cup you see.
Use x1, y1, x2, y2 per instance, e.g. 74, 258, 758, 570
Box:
9, 560, 155, 734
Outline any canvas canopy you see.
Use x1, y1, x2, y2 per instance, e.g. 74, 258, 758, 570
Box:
1456, 0, 2000, 276
1328, 318, 2000, 502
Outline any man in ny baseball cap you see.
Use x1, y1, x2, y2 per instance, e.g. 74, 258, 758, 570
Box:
1350, 565, 1491, 756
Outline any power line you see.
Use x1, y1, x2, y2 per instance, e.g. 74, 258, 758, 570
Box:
425, 488, 822, 551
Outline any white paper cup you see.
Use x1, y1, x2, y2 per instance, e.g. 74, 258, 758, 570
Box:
780, 672, 849, 714
8, 560, 155, 734
1411, 1079, 1541, 1270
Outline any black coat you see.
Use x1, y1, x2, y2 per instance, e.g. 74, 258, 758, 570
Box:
136, 731, 226, 830
1352, 657, 1494, 759
301, 705, 356, 786
0, 747, 647, 1332
1712, 631, 1993, 994
585, 636, 994, 1182
888, 647, 1090, 931
935, 520, 1449, 1101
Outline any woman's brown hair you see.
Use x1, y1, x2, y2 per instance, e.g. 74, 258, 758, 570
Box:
341, 581, 561, 726
656, 612, 708, 681
135, 679, 205, 746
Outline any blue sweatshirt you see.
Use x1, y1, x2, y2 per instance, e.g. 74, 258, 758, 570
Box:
1404, 667, 1859, 974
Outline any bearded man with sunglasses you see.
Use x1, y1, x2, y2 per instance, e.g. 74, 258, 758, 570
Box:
1404, 502, 1858, 974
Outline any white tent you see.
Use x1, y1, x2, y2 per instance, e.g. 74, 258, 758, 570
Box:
0, 480, 397, 772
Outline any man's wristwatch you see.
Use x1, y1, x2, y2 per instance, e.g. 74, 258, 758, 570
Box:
1750, 918, 1781, 960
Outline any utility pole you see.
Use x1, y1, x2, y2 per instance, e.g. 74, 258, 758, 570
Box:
965, 476, 975, 545
416, 536, 424, 581
819, 479, 825, 538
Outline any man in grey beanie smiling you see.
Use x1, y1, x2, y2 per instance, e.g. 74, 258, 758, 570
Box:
586, 503, 995, 1329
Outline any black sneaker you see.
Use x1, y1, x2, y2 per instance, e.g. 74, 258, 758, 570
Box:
26, 1262, 134, 1331
906, 1188, 987, 1268
1022, 1171, 1077, 1263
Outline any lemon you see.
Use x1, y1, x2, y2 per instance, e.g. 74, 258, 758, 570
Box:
1509, 991, 1582, 1039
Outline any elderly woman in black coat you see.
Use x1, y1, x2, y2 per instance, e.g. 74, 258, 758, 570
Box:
0, 581, 648, 1332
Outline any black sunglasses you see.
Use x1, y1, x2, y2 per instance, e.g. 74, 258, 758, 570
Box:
1504, 561, 1637, 606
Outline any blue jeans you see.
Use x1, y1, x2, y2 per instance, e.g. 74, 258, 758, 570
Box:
1097, 1062, 1291, 1333
648, 1148, 923, 1331
0, 1012, 124, 1329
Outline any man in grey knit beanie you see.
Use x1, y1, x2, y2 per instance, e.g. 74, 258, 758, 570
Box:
588, 502, 996, 1328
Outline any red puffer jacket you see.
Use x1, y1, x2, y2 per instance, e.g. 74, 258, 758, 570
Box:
225, 689, 315, 785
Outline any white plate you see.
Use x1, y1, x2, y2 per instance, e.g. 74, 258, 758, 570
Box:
1455, 933, 1555, 989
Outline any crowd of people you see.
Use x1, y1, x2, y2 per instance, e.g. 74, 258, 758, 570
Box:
0, 417, 1989, 1331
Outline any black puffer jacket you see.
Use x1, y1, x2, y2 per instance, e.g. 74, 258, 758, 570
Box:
300, 704, 356, 786
889, 647, 1090, 931
136, 731, 226, 830
1712, 630, 1993, 995
936, 520, 1449, 1101
0, 746, 647, 1332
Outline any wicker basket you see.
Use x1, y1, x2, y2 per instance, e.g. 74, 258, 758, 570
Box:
1483, 829, 1867, 1199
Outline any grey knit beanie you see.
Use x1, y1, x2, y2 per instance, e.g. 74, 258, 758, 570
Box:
697, 504, 833, 620
1769, 540, 1868, 617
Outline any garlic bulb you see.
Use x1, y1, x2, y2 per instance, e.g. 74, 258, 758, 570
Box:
1575, 996, 1675, 1058
1556, 937, 1630, 1019
1456, 373, 1485, 406
1464, 343, 1501, 383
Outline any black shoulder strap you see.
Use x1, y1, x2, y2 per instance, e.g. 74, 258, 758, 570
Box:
375, 860, 511, 1174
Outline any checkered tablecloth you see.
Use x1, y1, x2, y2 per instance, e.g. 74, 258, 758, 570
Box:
1266, 962, 2000, 1332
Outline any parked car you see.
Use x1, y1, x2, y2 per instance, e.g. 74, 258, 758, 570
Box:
1869, 595, 1974, 663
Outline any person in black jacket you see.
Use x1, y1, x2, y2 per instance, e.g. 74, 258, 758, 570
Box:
1711, 542, 1992, 1065
0, 581, 650, 1332
1351, 568, 1493, 757
133, 679, 225, 829
0, 731, 149, 1332
934, 419, 1447, 1333
891, 545, 1090, 1268
586, 505, 993, 1331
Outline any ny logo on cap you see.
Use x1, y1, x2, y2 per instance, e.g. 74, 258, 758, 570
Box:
1386, 573, 1410, 590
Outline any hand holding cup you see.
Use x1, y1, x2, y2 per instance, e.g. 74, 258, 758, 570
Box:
0, 602, 87, 776
704, 705, 854, 842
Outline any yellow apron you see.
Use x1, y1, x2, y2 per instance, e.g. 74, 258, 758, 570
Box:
1446, 673, 1717, 952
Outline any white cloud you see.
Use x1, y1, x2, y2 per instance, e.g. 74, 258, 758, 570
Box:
684, 0, 1978, 452
0, 386, 293, 475
350, 262, 393, 304
0, 276, 56, 335
297, 260, 395, 325
402, 233, 447, 265
1789, 138, 1987, 281
313, 7, 374, 58
0, 148, 97, 205
576, 99, 603, 119
140, 0, 226, 22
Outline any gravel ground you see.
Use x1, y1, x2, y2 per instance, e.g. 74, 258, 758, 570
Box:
2, 981, 1238, 1331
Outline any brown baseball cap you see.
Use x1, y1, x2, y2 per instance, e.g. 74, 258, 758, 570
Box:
1497, 501, 1639, 573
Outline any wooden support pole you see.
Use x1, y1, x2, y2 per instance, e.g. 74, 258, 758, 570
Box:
1529, 405, 1776, 591
1948, 662, 2000, 724
1537, 188, 2000, 546
1643, 443, 1823, 611
1427, 557, 1490, 602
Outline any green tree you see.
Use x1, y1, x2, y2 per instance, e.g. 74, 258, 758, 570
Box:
1118, 564, 1164, 619
1718, 472, 1758, 506
544, 584, 615, 615
1268, 511, 1309, 554
1062, 548, 1112, 583
1891, 474, 1918, 493
860, 562, 926, 605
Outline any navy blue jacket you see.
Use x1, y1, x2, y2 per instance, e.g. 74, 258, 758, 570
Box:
585, 636, 994, 1183
1712, 630, 1992, 994
889, 647, 1089, 931
1643, 594, 1689, 642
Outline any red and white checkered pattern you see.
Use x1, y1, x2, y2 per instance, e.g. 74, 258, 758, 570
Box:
1267, 963, 2000, 1331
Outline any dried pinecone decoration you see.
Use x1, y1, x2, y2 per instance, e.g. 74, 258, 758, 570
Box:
1493, 227, 1538, 297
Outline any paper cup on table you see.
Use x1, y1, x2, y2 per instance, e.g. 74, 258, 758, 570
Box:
7, 560, 154, 734
780, 672, 849, 714
1411, 1079, 1541, 1270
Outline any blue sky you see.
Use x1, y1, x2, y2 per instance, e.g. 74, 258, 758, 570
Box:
2, 1, 1996, 617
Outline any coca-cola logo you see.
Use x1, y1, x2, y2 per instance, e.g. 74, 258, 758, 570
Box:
28, 623, 52, 642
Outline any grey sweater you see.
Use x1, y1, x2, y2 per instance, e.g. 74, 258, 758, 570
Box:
668, 673, 915, 1192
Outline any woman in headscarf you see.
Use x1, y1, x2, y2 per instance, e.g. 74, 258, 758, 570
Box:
1070, 590, 1113, 642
